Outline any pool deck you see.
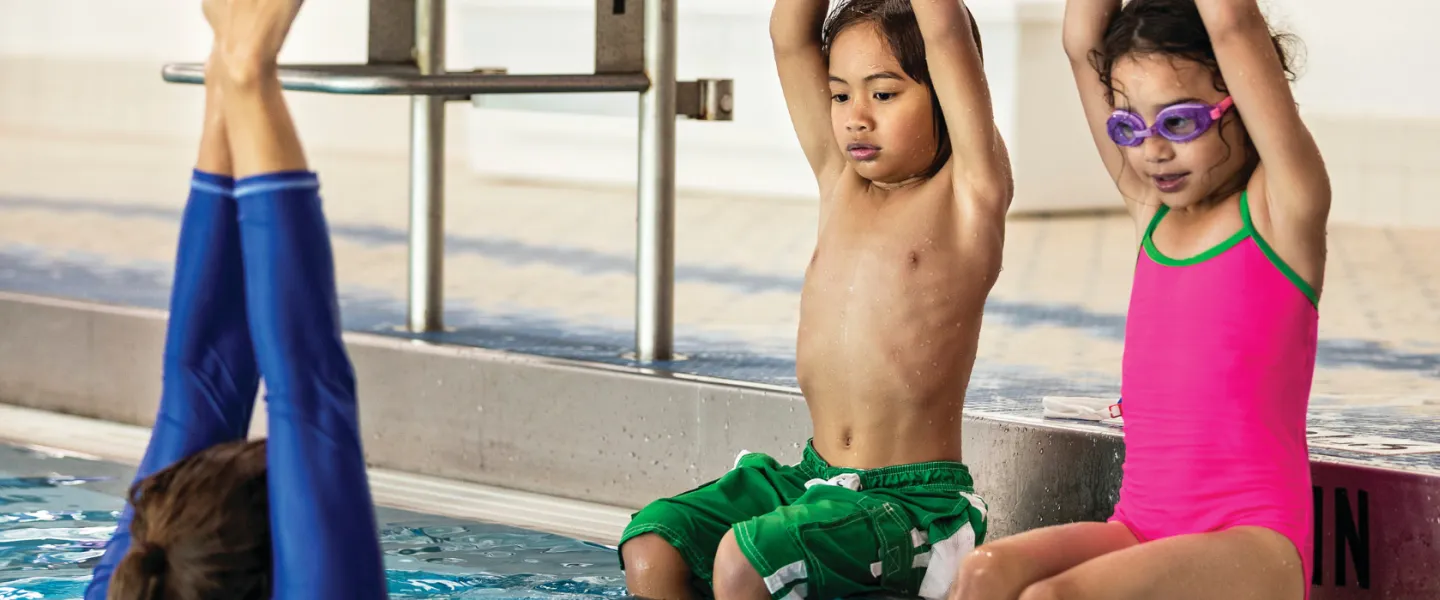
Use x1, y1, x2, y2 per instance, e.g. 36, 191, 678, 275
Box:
1, 132, 1436, 476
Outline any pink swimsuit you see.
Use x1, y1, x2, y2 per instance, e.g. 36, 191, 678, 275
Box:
1112, 192, 1318, 594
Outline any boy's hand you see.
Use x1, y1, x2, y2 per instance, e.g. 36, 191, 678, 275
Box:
204, 0, 304, 85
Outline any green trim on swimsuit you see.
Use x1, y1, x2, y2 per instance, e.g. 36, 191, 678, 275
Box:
1240, 193, 1321, 307
1142, 204, 1249, 267
1141, 192, 1320, 307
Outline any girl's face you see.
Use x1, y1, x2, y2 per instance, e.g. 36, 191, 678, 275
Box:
1110, 54, 1250, 208
828, 22, 939, 185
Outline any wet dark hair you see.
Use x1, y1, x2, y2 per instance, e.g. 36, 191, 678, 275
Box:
821, 0, 984, 179
109, 439, 271, 600
1090, 0, 1300, 204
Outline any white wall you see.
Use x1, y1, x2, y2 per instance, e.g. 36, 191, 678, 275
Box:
1244, 0, 1440, 226
0, 0, 443, 159
455, 0, 822, 200
0, 0, 1436, 223
1263, 0, 1440, 119
452, 0, 1440, 215
5, 0, 1428, 117
455, 0, 1091, 208
0, 0, 373, 62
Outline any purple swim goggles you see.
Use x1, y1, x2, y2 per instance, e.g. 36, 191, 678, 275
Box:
1107, 96, 1235, 147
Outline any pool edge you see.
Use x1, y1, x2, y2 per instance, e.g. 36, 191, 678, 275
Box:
0, 403, 631, 546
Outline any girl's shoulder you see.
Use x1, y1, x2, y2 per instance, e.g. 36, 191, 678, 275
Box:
1244, 163, 1329, 303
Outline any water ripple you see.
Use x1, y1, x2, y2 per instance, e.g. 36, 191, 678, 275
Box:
2, 513, 628, 599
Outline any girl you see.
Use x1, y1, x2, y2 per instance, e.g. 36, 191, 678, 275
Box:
87, 1, 387, 598
948, 0, 1328, 598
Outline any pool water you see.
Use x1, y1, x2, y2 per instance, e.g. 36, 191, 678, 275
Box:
0, 445, 630, 599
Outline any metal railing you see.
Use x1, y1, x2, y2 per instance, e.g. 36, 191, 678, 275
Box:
161, 0, 734, 362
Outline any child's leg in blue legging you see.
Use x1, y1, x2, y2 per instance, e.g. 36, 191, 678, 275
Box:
214, 3, 384, 594
235, 171, 385, 600
83, 170, 261, 600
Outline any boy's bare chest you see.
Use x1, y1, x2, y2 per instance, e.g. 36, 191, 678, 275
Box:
811, 186, 964, 274
803, 188, 986, 319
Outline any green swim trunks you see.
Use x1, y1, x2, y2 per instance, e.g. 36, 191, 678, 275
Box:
618, 442, 988, 600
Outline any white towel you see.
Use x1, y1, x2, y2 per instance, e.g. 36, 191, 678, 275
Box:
1042, 396, 1124, 427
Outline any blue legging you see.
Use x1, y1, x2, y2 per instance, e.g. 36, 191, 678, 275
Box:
85, 170, 386, 600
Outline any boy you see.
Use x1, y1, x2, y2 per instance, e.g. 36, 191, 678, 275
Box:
620, 1, 1012, 599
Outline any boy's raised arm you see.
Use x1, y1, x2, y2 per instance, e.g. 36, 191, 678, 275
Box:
772, 1, 845, 194
911, 0, 1012, 211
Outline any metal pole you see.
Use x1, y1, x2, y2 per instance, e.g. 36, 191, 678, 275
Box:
408, 0, 446, 333
635, 0, 677, 362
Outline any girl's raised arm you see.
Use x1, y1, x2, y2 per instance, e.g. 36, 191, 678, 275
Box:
1198, 0, 1329, 224
1063, 0, 1150, 213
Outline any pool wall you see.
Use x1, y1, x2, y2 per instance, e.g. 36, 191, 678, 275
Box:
0, 291, 1435, 599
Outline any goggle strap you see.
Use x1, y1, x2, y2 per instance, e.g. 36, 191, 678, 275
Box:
1210, 96, 1235, 120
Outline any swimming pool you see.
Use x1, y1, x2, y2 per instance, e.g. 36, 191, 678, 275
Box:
0, 443, 631, 600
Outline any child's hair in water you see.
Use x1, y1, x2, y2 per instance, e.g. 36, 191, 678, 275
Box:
109, 439, 271, 600
821, 0, 984, 179
1090, 0, 1300, 204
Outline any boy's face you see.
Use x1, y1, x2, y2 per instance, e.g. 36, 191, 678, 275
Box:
828, 22, 939, 185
